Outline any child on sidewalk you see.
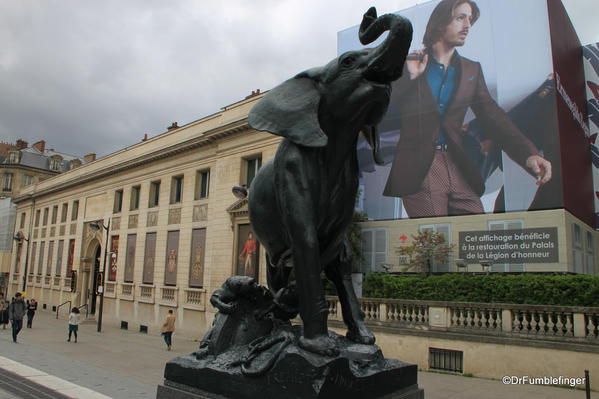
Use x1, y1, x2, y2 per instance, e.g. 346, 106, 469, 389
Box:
68, 307, 80, 343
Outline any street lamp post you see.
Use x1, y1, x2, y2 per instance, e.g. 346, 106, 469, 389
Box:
13, 233, 30, 292
90, 219, 110, 332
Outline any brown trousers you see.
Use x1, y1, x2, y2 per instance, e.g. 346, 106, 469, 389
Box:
402, 151, 484, 218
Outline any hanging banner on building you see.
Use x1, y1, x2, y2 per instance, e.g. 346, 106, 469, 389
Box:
66, 239, 75, 277
29, 242, 37, 275
46, 241, 54, 276
236, 224, 259, 280
189, 228, 206, 288
108, 235, 119, 281
37, 241, 45, 275
55, 240, 64, 276
143, 233, 156, 284
583, 42, 599, 226
339, 0, 592, 226
124, 234, 136, 283
459, 227, 558, 263
164, 231, 179, 286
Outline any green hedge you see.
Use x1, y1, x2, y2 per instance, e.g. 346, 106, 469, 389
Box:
362, 273, 599, 307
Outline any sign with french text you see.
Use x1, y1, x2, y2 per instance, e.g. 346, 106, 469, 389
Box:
459, 228, 558, 264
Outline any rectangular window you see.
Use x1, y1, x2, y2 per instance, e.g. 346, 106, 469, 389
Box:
37, 241, 45, 275
55, 240, 64, 276
42, 208, 49, 226
362, 228, 388, 273
245, 156, 262, 188
419, 223, 451, 273
429, 348, 463, 373
149, 181, 161, 208
61, 203, 68, 223
488, 220, 524, 272
51, 205, 58, 224
130, 185, 141, 211
113, 190, 123, 213
29, 242, 37, 275
189, 228, 206, 287
572, 223, 584, 274
71, 201, 79, 221
23, 175, 33, 186
195, 169, 210, 199
142, 233, 157, 284
164, 231, 180, 286
46, 241, 54, 276
124, 234, 137, 283
2, 173, 13, 191
35, 210, 41, 227
170, 175, 184, 204
585, 231, 595, 275
20, 213, 26, 229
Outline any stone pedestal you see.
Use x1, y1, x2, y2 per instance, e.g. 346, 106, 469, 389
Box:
158, 330, 424, 399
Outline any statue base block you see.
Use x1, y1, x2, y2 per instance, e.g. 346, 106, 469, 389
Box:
158, 330, 424, 399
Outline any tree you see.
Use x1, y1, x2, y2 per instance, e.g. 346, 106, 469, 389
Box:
396, 230, 454, 275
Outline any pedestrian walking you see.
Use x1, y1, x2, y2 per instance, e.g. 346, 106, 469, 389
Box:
68, 307, 80, 343
160, 309, 176, 351
26, 298, 37, 328
8, 293, 26, 343
0, 293, 9, 329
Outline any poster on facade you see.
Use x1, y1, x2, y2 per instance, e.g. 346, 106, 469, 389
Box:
459, 227, 558, 263
55, 240, 64, 276
143, 233, 156, 284
164, 231, 179, 286
37, 242, 45, 275
15, 242, 22, 275
108, 235, 119, 281
66, 239, 75, 277
236, 224, 259, 280
338, 0, 578, 221
124, 234, 136, 283
584, 42, 599, 226
46, 241, 54, 276
29, 242, 37, 275
189, 228, 206, 288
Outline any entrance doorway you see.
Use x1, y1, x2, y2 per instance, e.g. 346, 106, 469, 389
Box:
90, 245, 101, 314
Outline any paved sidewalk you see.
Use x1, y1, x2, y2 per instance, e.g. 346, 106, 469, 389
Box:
0, 310, 593, 398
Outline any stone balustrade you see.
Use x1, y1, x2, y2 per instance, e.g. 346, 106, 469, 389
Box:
326, 296, 599, 342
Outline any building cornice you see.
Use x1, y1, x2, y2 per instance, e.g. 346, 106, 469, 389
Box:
14, 119, 252, 204
0, 164, 60, 175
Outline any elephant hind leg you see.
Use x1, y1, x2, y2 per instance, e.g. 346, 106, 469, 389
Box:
324, 258, 375, 345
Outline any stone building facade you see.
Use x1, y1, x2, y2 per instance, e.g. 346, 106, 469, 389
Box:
8, 93, 279, 337
6, 90, 598, 340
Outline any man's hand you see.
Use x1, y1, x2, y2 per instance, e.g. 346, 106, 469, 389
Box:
526, 155, 552, 185
407, 49, 428, 80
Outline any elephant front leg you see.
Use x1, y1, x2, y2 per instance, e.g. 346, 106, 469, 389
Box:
291, 237, 339, 357
324, 256, 375, 345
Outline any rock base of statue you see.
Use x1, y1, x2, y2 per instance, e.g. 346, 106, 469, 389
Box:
157, 328, 423, 399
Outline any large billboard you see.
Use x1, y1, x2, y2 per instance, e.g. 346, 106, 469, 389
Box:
339, 0, 592, 224
584, 42, 599, 227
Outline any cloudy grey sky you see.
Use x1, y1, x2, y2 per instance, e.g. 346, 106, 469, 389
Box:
0, 0, 596, 158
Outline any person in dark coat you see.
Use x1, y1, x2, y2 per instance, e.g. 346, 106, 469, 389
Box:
26, 298, 37, 328
8, 293, 26, 342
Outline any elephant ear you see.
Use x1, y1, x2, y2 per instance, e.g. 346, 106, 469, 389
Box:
248, 77, 327, 148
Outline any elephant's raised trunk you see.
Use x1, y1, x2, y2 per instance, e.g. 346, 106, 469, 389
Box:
359, 7, 413, 83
